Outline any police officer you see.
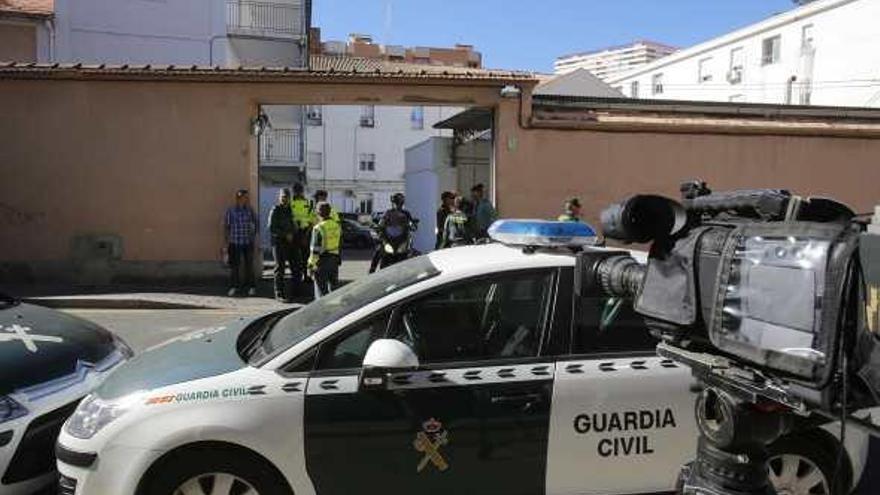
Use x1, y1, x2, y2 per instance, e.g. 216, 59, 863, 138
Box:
442, 196, 473, 248
310, 190, 341, 225
309, 202, 341, 299
268, 188, 299, 302
289, 183, 312, 286
558, 197, 583, 222
435, 191, 455, 249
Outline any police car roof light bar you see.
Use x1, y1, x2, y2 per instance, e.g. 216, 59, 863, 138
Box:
488, 219, 599, 248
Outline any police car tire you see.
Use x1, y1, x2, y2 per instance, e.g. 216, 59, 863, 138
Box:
767, 430, 852, 495
141, 447, 291, 495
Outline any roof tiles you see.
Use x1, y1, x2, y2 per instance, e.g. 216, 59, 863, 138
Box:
0, 0, 53, 16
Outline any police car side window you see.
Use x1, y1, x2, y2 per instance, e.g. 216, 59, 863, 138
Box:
572, 297, 656, 355
393, 270, 553, 364
316, 311, 391, 370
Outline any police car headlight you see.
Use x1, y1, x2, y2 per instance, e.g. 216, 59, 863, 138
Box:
65, 393, 139, 439
384, 243, 394, 254
0, 395, 28, 425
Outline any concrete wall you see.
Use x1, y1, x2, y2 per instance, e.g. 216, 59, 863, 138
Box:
0, 22, 37, 62
0, 75, 505, 283
609, 0, 880, 107
493, 99, 880, 228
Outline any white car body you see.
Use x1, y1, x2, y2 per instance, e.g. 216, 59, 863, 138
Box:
56, 244, 871, 495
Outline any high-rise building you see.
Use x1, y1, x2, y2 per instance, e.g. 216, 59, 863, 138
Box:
554, 40, 677, 81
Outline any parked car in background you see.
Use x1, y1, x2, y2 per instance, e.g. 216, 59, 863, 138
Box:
342, 218, 377, 249
0, 292, 131, 495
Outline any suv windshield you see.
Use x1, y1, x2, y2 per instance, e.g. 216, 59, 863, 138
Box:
250, 256, 440, 364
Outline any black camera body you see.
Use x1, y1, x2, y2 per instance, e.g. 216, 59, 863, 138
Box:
577, 185, 879, 412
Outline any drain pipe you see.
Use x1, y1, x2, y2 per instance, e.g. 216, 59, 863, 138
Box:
785, 75, 798, 105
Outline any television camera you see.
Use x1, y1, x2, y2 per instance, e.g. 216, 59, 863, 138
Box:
576, 182, 880, 494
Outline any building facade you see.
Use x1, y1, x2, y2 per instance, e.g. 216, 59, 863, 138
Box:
0, 0, 53, 62
608, 0, 880, 107
312, 30, 481, 68
302, 104, 462, 216
554, 40, 676, 81
54, 0, 310, 67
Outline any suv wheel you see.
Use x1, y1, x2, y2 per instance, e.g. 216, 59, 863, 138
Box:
768, 430, 852, 495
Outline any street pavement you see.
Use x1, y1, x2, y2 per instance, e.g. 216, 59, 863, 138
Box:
63, 308, 271, 352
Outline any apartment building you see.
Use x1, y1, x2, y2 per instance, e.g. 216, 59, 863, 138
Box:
0, 0, 53, 62
554, 40, 676, 81
53, 0, 310, 67
608, 0, 880, 107
312, 29, 482, 68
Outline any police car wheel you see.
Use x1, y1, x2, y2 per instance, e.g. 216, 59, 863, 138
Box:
767, 431, 851, 495
141, 448, 290, 495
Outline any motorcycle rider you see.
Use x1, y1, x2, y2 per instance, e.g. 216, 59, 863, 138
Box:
369, 192, 415, 273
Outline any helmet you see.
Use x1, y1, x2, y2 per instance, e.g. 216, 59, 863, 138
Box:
391, 193, 405, 207
293, 182, 304, 194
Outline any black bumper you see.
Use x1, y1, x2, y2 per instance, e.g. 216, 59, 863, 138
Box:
55, 443, 97, 468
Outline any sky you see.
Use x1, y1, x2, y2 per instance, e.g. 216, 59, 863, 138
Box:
313, 0, 796, 73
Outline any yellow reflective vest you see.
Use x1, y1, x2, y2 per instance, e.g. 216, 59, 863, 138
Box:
290, 197, 312, 230
308, 219, 341, 270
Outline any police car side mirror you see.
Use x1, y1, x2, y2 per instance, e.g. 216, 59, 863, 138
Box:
359, 339, 420, 391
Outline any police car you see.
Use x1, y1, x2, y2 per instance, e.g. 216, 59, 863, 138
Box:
56, 221, 869, 495
0, 292, 130, 495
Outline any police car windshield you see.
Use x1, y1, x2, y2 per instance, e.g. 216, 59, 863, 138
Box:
255, 256, 440, 364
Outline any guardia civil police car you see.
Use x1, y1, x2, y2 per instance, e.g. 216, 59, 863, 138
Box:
0, 292, 130, 495
56, 221, 869, 495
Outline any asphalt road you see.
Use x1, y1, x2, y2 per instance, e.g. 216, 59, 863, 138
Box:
63, 308, 268, 353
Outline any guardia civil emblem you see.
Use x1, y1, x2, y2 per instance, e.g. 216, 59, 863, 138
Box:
413, 417, 449, 473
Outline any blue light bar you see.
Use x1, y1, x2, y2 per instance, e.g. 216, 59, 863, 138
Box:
488, 219, 599, 247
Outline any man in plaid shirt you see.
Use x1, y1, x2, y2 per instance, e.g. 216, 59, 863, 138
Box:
224, 189, 258, 296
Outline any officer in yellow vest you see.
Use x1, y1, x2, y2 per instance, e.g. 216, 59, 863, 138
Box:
308, 202, 341, 299
289, 183, 312, 287
309, 190, 341, 226
558, 197, 583, 222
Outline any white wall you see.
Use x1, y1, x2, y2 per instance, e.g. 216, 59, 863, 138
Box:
609, 0, 880, 107
404, 136, 492, 253
305, 105, 463, 217
54, 0, 306, 66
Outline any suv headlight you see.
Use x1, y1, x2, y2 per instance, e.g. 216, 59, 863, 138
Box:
0, 396, 28, 425
65, 393, 139, 439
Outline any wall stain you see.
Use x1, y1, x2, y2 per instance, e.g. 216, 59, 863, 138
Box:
0, 202, 47, 225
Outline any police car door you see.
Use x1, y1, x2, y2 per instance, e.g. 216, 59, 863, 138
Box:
545, 270, 699, 495
303, 269, 559, 495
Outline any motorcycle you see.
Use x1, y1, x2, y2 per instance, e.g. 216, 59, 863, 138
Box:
375, 218, 420, 270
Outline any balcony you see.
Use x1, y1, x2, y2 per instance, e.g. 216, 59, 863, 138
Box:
226, 1, 305, 39
259, 128, 303, 165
